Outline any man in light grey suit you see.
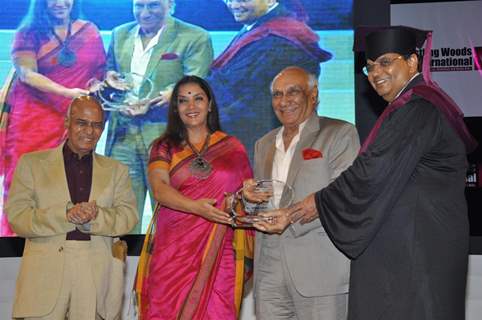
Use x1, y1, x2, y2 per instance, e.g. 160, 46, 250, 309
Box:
249, 66, 359, 319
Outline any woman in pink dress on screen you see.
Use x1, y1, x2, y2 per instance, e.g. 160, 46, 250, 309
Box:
1, 0, 105, 235
134, 75, 254, 319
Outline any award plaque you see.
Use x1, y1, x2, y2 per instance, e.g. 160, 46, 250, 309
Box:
230, 179, 294, 227
90, 72, 154, 112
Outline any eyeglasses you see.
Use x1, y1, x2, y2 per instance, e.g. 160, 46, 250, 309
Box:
362, 55, 404, 76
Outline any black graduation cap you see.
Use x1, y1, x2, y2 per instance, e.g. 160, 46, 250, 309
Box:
354, 26, 431, 61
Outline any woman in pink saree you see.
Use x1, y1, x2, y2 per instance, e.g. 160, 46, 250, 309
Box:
135, 75, 254, 319
0, 0, 105, 235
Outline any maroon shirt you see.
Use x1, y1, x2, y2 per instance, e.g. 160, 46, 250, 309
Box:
63, 143, 92, 240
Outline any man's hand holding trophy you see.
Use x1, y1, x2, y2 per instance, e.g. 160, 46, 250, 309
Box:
229, 178, 296, 233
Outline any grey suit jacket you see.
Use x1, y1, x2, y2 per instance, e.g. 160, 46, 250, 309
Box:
253, 113, 360, 297
6, 144, 138, 319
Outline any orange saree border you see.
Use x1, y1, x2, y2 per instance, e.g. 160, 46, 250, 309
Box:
147, 131, 229, 174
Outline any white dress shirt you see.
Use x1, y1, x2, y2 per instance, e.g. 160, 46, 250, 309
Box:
271, 119, 308, 207
130, 26, 164, 87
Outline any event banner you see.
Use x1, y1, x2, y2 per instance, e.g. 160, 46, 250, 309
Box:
391, 0, 482, 117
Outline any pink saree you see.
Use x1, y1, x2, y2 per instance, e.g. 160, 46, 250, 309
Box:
136, 131, 254, 320
0, 20, 105, 235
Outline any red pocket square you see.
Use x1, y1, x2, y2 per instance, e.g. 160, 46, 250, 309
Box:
302, 148, 322, 160
161, 52, 179, 60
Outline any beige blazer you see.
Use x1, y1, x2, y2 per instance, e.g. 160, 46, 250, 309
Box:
6, 144, 138, 319
253, 113, 360, 297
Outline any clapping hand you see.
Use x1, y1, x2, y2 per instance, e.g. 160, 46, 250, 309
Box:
66, 201, 98, 225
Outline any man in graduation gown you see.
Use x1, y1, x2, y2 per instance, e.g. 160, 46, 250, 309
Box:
207, 0, 331, 158
252, 26, 477, 319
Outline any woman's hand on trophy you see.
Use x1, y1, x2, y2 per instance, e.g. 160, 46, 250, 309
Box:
242, 179, 273, 203
192, 198, 233, 225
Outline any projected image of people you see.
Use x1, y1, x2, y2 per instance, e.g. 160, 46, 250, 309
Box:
0, 0, 106, 236
208, 0, 332, 161
104, 0, 214, 233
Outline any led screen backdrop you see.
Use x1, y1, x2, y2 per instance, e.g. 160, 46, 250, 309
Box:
0, 0, 354, 234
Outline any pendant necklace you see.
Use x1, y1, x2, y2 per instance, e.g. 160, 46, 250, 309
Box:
186, 133, 212, 179
53, 21, 76, 67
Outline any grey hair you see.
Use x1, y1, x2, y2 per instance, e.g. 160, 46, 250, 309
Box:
269, 68, 319, 107
269, 70, 319, 92
307, 73, 318, 91
309, 73, 320, 107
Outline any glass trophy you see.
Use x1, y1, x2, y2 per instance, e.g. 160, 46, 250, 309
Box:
90, 72, 154, 112
230, 179, 294, 227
